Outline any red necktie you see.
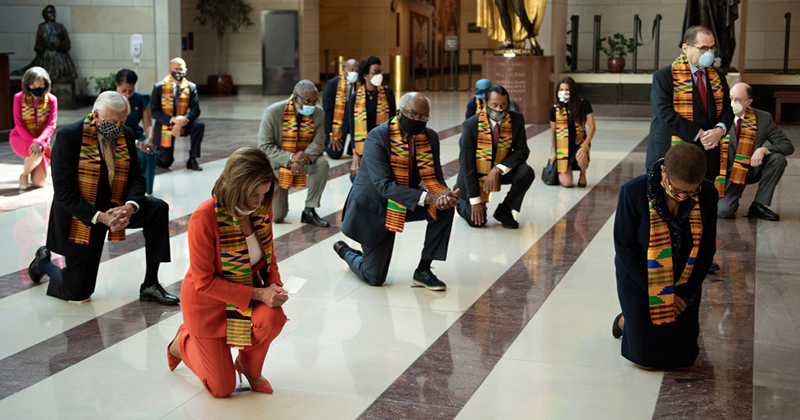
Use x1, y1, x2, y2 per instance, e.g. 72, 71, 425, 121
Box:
695, 70, 708, 113
735, 118, 742, 138
492, 123, 500, 146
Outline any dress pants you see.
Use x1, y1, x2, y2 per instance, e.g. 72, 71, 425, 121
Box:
46, 197, 171, 301
718, 153, 788, 218
457, 163, 535, 227
157, 119, 205, 168
271, 157, 330, 223
177, 303, 286, 398
137, 148, 157, 195
342, 204, 454, 286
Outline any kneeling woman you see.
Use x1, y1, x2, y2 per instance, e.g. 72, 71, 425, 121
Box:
613, 143, 718, 369
167, 147, 288, 397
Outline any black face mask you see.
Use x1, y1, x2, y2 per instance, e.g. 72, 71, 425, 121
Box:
30, 87, 46, 97
399, 115, 427, 136
171, 71, 186, 80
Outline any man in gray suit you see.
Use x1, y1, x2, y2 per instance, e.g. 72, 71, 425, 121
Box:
333, 92, 460, 291
718, 83, 794, 221
258, 80, 329, 227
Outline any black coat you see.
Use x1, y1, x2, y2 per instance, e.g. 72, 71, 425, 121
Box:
47, 119, 146, 258
341, 122, 447, 247
149, 79, 201, 142
455, 110, 529, 202
614, 167, 718, 369
646, 63, 734, 179
322, 74, 352, 146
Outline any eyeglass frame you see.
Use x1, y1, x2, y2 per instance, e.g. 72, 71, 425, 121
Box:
295, 94, 319, 107
689, 44, 717, 54
664, 174, 702, 199
398, 108, 431, 123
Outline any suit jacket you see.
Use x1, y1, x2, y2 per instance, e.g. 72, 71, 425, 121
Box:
346, 86, 397, 138
646, 63, 734, 169
257, 99, 325, 178
181, 198, 282, 338
341, 122, 447, 247
726, 108, 795, 171
456, 110, 529, 202
149, 79, 201, 141
46, 119, 146, 258
322, 74, 352, 145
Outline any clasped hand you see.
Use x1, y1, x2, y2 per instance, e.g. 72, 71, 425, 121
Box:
291, 151, 310, 175
699, 127, 724, 150
28, 143, 44, 156
425, 188, 460, 211
252, 283, 289, 308
98, 203, 135, 232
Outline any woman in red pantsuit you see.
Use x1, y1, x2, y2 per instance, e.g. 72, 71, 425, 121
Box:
167, 147, 288, 397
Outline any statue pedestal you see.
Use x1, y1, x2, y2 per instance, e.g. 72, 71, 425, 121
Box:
482, 55, 553, 124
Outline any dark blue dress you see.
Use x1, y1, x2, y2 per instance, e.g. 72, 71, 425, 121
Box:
614, 162, 718, 369
125, 92, 156, 194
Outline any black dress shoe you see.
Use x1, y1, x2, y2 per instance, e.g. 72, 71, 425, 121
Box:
747, 202, 779, 221
708, 262, 721, 274
301, 208, 330, 227
28, 246, 51, 284
412, 269, 446, 291
186, 157, 203, 171
140, 283, 180, 305
612, 313, 623, 339
493, 203, 519, 229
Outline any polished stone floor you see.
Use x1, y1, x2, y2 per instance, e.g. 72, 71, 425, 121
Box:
0, 90, 798, 419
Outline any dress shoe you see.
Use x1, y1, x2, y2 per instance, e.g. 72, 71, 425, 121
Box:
235, 357, 273, 393
493, 203, 519, 229
140, 283, 180, 305
28, 246, 51, 284
186, 157, 203, 171
708, 262, 721, 274
167, 324, 185, 371
612, 313, 624, 339
412, 269, 447, 291
333, 241, 361, 259
301, 208, 329, 227
747, 202, 779, 221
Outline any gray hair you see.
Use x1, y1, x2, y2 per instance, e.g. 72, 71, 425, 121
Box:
293, 79, 317, 97
93, 91, 130, 116
22, 66, 51, 96
398, 92, 432, 110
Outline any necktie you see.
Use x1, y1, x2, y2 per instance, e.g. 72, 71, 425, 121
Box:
100, 136, 116, 186
173, 85, 179, 115
735, 118, 742, 139
695, 70, 708, 113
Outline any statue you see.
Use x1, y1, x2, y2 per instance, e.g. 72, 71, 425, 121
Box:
13, 5, 78, 80
682, 0, 740, 70
477, 0, 546, 54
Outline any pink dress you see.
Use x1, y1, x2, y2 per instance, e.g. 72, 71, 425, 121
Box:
10, 91, 58, 174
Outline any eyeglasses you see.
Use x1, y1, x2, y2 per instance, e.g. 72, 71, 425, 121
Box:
690, 44, 717, 54
400, 108, 431, 122
665, 175, 701, 198
295, 94, 318, 106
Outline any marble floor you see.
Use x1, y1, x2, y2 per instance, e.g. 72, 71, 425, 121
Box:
0, 90, 798, 419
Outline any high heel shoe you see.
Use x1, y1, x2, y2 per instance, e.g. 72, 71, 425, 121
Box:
235, 357, 273, 394
167, 325, 185, 371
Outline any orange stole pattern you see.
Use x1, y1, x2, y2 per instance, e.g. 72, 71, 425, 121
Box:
21, 93, 51, 137
278, 95, 314, 189
475, 110, 513, 202
727, 107, 758, 186
554, 105, 586, 174
159, 75, 190, 148
353, 85, 389, 155
330, 72, 348, 142
68, 113, 131, 245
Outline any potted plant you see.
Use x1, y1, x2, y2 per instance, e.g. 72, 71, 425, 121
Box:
195, 0, 254, 95
598, 33, 637, 73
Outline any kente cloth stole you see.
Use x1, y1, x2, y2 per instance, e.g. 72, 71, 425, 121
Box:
476, 110, 513, 203
159, 75, 190, 148
330, 72, 349, 141
21, 93, 51, 137
670, 54, 726, 195
475, 97, 485, 115
726, 107, 758, 186
353, 85, 389, 155
68, 112, 131, 245
646, 190, 702, 325
216, 201, 274, 349
386, 117, 450, 233
554, 105, 586, 174
278, 95, 315, 189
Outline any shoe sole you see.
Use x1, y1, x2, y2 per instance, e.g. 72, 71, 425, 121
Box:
140, 296, 181, 305
412, 280, 446, 291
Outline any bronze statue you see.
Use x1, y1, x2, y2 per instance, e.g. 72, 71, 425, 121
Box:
13, 5, 78, 80
477, 0, 546, 54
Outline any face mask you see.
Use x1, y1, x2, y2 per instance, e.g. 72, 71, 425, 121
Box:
558, 91, 570, 103
474, 92, 486, 99
661, 179, 690, 203
697, 50, 714, 68
486, 108, 507, 122
97, 118, 123, 141
235, 205, 256, 217
171, 71, 186, 80
370, 74, 383, 87
117, 90, 133, 99
30, 87, 46, 97
399, 115, 427, 136
298, 103, 315, 116
346, 71, 358, 84
731, 100, 743, 115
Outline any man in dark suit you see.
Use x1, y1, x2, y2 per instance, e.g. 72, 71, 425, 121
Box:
322, 58, 358, 159
718, 83, 795, 221
646, 25, 734, 181
150, 57, 204, 171
333, 92, 460, 291
464, 78, 491, 120
27, 91, 178, 305
455, 85, 534, 229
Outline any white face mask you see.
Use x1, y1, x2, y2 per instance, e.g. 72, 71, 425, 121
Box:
558, 91, 570, 103
370, 74, 383, 87
731, 100, 743, 115
346, 71, 358, 84
235, 205, 256, 217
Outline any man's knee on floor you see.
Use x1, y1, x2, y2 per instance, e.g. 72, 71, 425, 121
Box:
363, 271, 387, 287
717, 200, 737, 219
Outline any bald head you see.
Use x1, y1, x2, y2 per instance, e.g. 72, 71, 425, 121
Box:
344, 59, 358, 73
169, 57, 187, 79
730, 82, 754, 117
398, 92, 431, 118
